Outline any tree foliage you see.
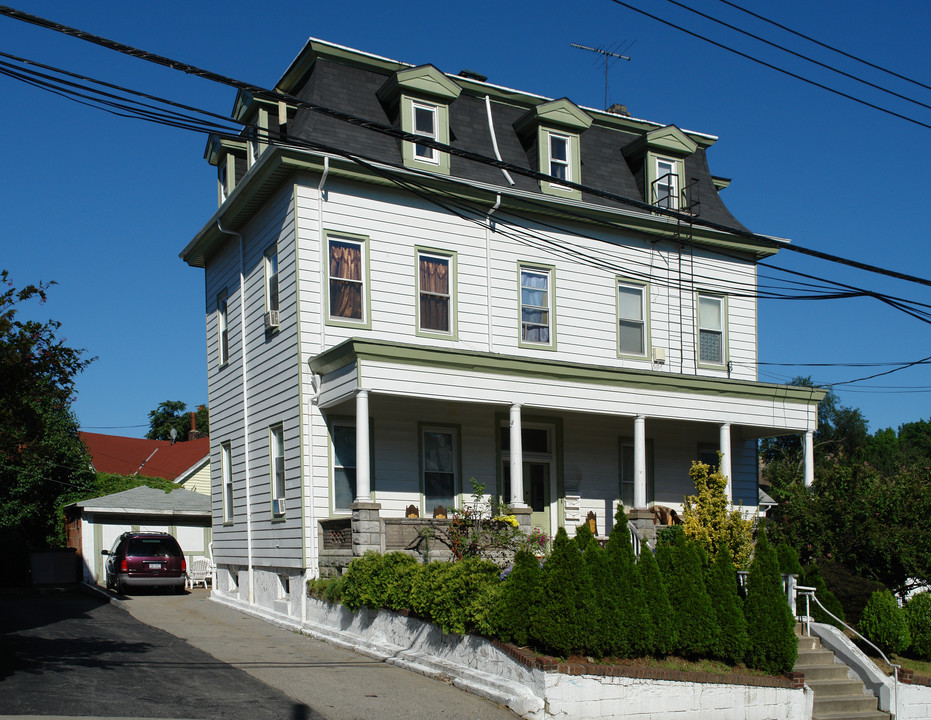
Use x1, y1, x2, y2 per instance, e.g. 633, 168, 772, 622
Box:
743, 531, 797, 674
681, 458, 754, 569
0, 271, 94, 550
146, 400, 208, 441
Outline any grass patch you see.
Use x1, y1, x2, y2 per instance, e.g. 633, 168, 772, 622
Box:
564, 654, 780, 679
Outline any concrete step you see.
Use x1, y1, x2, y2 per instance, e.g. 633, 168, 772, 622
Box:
796, 662, 854, 682
813, 694, 880, 715
798, 647, 837, 666
811, 710, 889, 720
806, 678, 871, 697
797, 634, 821, 651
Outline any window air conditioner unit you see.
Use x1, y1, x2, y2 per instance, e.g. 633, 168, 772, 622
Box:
273, 498, 286, 516
264, 310, 280, 330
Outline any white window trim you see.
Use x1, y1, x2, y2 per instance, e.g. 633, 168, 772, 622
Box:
697, 293, 726, 366
325, 232, 370, 328
264, 244, 279, 314
270, 424, 285, 517
547, 131, 571, 186
411, 101, 439, 165
653, 156, 681, 210
217, 290, 229, 367
221, 441, 233, 524
617, 280, 649, 358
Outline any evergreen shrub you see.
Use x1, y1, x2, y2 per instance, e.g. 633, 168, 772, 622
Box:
493, 549, 542, 646
776, 542, 803, 577
904, 592, 931, 660
744, 531, 797, 674
859, 590, 911, 656
656, 538, 720, 658
341, 551, 419, 611
533, 527, 591, 656
637, 546, 676, 657
605, 506, 653, 657
707, 545, 749, 664
410, 559, 500, 635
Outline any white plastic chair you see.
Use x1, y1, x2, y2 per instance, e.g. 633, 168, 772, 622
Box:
187, 555, 214, 589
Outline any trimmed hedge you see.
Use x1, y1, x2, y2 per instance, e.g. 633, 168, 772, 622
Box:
859, 590, 910, 656
656, 537, 720, 659
708, 545, 749, 665
904, 592, 931, 660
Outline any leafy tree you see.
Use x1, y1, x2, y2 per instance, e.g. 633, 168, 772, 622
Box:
799, 563, 846, 629
146, 400, 208, 441
681, 458, 754, 569
904, 592, 931, 661
0, 271, 94, 552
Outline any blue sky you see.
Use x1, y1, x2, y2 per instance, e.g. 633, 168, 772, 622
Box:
2, 1, 930, 437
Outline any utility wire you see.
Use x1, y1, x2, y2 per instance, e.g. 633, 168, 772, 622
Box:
714, 0, 931, 95
660, 0, 931, 114
608, 0, 931, 134
3, 5, 931, 290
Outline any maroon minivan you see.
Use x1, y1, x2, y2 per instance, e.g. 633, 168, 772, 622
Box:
103, 532, 187, 594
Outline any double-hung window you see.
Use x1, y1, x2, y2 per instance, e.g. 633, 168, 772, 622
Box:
270, 424, 285, 517
698, 294, 725, 365
417, 250, 453, 335
520, 265, 554, 346
548, 132, 571, 185
617, 281, 647, 356
422, 427, 458, 514
217, 290, 229, 367
221, 441, 233, 523
412, 102, 438, 164
654, 157, 680, 209
327, 234, 368, 324
264, 245, 279, 314
332, 423, 356, 513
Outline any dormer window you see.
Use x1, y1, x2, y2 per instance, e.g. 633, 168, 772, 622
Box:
514, 98, 592, 201
377, 65, 462, 176
622, 125, 697, 214
653, 157, 680, 210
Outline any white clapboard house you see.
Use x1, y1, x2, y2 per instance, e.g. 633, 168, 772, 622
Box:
181, 38, 822, 615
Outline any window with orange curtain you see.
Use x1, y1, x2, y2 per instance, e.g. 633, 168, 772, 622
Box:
418, 252, 450, 333
328, 237, 364, 320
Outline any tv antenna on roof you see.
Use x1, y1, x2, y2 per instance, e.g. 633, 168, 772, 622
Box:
571, 42, 633, 111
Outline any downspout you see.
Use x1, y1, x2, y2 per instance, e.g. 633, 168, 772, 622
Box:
485, 193, 501, 352
218, 218, 255, 607
302, 157, 330, 624
484, 96, 514, 186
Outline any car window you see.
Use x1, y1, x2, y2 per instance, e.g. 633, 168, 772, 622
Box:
126, 538, 181, 557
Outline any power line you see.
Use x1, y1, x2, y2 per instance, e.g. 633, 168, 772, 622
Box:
3, 5, 931, 291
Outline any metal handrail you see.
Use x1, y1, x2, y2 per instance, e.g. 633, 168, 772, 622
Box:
627, 521, 644, 557
796, 585, 899, 719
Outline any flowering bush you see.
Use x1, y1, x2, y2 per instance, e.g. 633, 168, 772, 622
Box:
521, 527, 550, 554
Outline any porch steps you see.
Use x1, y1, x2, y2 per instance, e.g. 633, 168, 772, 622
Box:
794, 629, 889, 720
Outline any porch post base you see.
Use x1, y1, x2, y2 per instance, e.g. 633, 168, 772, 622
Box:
350, 501, 383, 557
510, 506, 533, 533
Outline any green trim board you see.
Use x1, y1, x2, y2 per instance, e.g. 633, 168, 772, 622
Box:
616, 277, 651, 359
695, 292, 729, 370
180, 146, 784, 269
308, 338, 827, 408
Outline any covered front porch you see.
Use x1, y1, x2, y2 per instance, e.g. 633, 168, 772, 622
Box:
309, 339, 823, 565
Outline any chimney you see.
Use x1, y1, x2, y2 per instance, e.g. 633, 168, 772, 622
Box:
607, 103, 631, 117
187, 410, 207, 440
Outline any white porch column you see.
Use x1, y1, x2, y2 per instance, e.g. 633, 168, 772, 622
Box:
719, 422, 732, 503
509, 404, 526, 507
634, 415, 647, 509
803, 430, 815, 488
355, 389, 371, 502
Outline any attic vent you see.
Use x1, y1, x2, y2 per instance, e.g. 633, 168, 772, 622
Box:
458, 69, 488, 82
607, 103, 631, 117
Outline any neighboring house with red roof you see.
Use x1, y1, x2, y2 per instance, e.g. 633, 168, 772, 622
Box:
80, 432, 211, 494
67, 433, 214, 585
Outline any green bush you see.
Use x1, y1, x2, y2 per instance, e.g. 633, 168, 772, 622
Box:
637, 546, 676, 657
605, 506, 653, 658
859, 590, 911, 656
410, 558, 500, 635
492, 549, 542, 646
904, 592, 931, 660
776, 542, 803, 576
656, 538, 720, 658
533, 527, 591, 657
341, 551, 419, 611
707, 545, 748, 665
744, 531, 798, 674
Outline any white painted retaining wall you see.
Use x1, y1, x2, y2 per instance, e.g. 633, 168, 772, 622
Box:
210, 592, 811, 720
